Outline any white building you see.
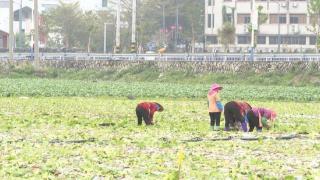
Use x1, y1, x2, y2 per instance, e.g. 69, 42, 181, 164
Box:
0, 0, 33, 44
205, 0, 317, 53
0, 0, 109, 48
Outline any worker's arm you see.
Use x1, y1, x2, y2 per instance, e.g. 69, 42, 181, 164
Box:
148, 105, 157, 125
258, 112, 262, 127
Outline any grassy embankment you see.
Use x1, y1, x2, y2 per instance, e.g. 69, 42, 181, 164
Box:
0, 64, 320, 86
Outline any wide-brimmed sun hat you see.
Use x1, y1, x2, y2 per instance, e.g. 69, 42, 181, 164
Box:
210, 83, 223, 91
208, 84, 222, 95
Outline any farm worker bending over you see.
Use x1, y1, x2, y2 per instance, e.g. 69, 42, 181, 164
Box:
246, 107, 277, 132
207, 83, 223, 131
136, 102, 164, 125
224, 101, 252, 132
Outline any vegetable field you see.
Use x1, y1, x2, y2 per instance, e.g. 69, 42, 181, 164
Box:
0, 79, 319, 179
0, 78, 320, 101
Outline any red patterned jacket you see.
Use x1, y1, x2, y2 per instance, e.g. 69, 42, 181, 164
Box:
137, 102, 159, 122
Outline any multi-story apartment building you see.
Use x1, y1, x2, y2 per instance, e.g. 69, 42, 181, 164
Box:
205, 0, 317, 53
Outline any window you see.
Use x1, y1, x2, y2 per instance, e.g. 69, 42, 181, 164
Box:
282, 36, 306, 44
212, 14, 215, 28
237, 14, 251, 24
102, 0, 108, 7
290, 16, 299, 24
208, 0, 215, 6
269, 35, 306, 45
298, 36, 306, 45
270, 14, 287, 24
279, 16, 286, 24
299, 36, 306, 44
244, 17, 251, 24
257, 36, 266, 44
290, 14, 307, 24
269, 36, 280, 45
207, 14, 214, 28
309, 36, 317, 45
226, 14, 232, 23
207, 36, 218, 44
238, 35, 251, 44
0, 36, 3, 48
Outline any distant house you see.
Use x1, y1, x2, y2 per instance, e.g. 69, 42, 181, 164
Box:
0, 1, 33, 48
0, 0, 109, 48
0, 30, 8, 48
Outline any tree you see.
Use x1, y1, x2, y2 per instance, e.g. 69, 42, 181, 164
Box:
222, 6, 235, 25
247, 6, 268, 48
42, 2, 83, 49
179, 0, 204, 53
218, 22, 235, 52
257, 6, 268, 27
136, 0, 204, 52
81, 11, 100, 53
40, 0, 206, 52
90, 11, 115, 52
308, 0, 320, 52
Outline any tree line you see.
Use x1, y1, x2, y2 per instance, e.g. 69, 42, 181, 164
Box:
40, 0, 204, 53
40, 0, 320, 53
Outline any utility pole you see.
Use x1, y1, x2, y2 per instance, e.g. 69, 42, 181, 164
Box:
175, 2, 179, 50
131, 0, 136, 53
162, 4, 166, 45
277, 3, 281, 53
104, 23, 107, 53
19, 0, 23, 48
9, 0, 13, 61
34, 0, 40, 65
115, 0, 121, 53
250, 0, 257, 61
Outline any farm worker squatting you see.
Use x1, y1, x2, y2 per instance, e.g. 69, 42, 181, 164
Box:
207, 84, 224, 131
224, 101, 252, 132
135, 102, 164, 125
246, 107, 277, 132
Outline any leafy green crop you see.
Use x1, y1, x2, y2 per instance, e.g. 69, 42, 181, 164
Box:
0, 78, 319, 101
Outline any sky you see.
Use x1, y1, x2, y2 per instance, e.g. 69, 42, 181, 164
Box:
73, 0, 101, 10
0, 0, 108, 11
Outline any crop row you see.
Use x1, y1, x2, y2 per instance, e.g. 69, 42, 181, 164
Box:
0, 78, 319, 101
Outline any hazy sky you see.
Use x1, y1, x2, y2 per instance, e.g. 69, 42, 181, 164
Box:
76, 0, 100, 10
